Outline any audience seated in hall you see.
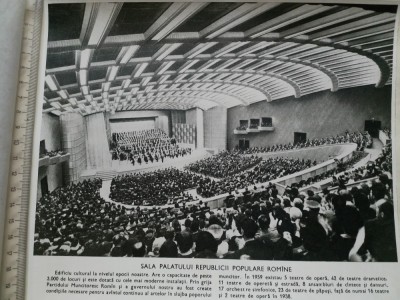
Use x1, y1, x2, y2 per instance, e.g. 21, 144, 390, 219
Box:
33, 158, 396, 262
196, 157, 316, 198
109, 168, 203, 206
328, 142, 392, 189
185, 151, 261, 178
39, 149, 67, 158
110, 129, 191, 166
33, 125, 394, 261
294, 151, 368, 189
240, 130, 372, 154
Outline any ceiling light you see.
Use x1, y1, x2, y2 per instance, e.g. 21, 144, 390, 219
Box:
158, 61, 174, 75
155, 43, 182, 61
79, 70, 88, 86
81, 86, 89, 95
58, 90, 68, 99
179, 60, 198, 73
107, 66, 119, 81
158, 75, 170, 84
45, 75, 58, 91
122, 79, 131, 89
102, 82, 111, 92
141, 77, 151, 86
80, 49, 92, 69
133, 63, 148, 78
120, 45, 140, 64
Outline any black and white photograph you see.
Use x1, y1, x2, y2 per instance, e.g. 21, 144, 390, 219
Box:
33, 1, 398, 262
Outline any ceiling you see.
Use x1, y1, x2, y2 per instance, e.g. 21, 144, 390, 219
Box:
43, 2, 397, 116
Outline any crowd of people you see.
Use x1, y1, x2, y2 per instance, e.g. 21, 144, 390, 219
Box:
39, 149, 66, 158
196, 157, 316, 198
240, 131, 372, 153
34, 162, 396, 262
330, 143, 392, 189
295, 151, 368, 189
109, 168, 202, 206
34, 123, 396, 262
185, 151, 262, 178
110, 129, 191, 166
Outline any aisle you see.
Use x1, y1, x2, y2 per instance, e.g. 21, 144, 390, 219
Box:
352, 138, 383, 169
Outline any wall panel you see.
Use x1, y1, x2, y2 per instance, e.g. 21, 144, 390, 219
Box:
227, 85, 391, 149
85, 113, 112, 170
60, 112, 87, 183
204, 106, 227, 151
37, 113, 63, 199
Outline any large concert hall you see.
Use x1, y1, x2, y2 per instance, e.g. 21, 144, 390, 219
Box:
34, 2, 397, 262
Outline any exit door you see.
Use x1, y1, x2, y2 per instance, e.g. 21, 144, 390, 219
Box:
41, 176, 49, 196
294, 132, 307, 145
239, 139, 250, 150
365, 119, 381, 138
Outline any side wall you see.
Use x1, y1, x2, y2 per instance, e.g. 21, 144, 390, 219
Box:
85, 113, 112, 170
61, 112, 87, 183
204, 106, 227, 151
37, 113, 63, 199
227, 85, 392, 149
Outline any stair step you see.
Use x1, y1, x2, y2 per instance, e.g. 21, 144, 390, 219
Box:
94, 169, 117, 180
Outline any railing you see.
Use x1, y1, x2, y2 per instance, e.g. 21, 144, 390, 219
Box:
327, 176, 379, 193
39, 153, 70, 167
379, 130, 391, 145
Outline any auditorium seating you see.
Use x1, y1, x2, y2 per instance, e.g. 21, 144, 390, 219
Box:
33, 169, 395, 261
109, 168, 203, 206
294, 151, 368, 189
39, 149, 67, 158
185, 151, 262, 178
241, 131, 372, 153
196, 157, 316, 198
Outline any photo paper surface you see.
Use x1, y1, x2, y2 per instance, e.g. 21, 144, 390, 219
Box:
26, 1, 400, 299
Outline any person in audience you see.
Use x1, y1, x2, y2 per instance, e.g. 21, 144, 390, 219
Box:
240, 130, 372, 154
349, 201, 397, 262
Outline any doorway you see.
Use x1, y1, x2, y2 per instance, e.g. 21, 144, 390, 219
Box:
40, 140, 46, 156
364, 119, 381, 138
294, 132, 307, 145
41, 176, 49, 196
239, 139, 250, 150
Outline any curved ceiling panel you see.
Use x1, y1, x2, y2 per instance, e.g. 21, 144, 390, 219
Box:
44, 2, 395, 115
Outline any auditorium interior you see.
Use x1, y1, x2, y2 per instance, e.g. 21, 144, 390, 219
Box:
34, 2, 397, 261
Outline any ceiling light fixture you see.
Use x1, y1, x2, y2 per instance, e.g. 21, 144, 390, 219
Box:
133, 63, 148, 78
45, 75, 59, 91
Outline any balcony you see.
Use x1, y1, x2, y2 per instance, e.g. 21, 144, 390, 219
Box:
234, 118, 274, 134
39, 153, 70, 167
233, 128, 248, 135
258, 126, 275, 132
246, 127, 259, 133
